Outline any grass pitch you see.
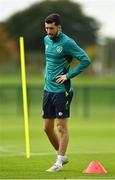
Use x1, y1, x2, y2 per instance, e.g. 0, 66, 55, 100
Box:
0, 115, 115, 179
0, 76, 115, 179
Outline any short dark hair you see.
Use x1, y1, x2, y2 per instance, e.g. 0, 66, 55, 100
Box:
45, 13, 61, 26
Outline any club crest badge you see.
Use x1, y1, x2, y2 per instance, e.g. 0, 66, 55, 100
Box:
56, 46, 63, 53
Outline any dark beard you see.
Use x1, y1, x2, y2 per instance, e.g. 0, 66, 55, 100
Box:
48, 31, 59, 40
49, 35, 57, 40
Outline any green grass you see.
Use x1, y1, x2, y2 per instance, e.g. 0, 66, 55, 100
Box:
0, 74, 115, 86
0, 115, 115, 179
0, 153, 114, 179
0, 75, 115, 179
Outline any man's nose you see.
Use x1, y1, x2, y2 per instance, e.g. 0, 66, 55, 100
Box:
47, 29, 51, 34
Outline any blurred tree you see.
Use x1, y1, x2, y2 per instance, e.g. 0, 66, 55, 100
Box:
105, 38, 115, 68
5, 0, 100, 51
0, 23, 18, 63
85, 45, 97, 60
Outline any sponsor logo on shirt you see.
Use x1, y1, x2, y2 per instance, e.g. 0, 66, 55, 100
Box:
56, 46, 63, 53
46, 45, 48, 49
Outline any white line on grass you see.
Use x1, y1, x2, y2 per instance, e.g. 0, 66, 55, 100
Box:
0, 178, 115, 180
0, 151, 115, 157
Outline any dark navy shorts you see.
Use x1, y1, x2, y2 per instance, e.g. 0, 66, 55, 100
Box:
42, 90, 73, 119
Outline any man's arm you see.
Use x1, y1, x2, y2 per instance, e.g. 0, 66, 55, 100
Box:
66, 58, 91, 79
65, 39, 92, 79
56, 39, 92, 83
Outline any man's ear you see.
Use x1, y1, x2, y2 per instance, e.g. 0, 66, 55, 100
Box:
58, 25, 62, 31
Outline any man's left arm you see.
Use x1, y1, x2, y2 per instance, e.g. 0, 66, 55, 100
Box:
65, 39, 92, 79
56, 39, 92, 83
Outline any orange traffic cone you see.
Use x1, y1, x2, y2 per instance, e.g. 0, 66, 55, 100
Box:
82, 160, 107, 174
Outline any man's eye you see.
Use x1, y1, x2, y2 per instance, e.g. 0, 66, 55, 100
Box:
46, 27, 54, 30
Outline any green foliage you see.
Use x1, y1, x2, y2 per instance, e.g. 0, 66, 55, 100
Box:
0, 23, 18, 63
5, 0, 100, 51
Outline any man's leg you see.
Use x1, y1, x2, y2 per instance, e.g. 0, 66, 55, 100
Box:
43, 118, 59, 151
56, 118, 69, 156
54, 118, 69, 167
46, 118, 69, 172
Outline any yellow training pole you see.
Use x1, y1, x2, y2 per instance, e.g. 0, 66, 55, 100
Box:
19, 36, 30, 158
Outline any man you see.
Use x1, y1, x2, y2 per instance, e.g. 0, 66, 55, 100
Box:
42, 13, 92, 172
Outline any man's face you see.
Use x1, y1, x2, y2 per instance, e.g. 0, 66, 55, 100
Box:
45, 22, 61, 39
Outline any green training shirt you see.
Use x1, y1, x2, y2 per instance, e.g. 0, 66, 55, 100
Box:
44, 32, 92, 92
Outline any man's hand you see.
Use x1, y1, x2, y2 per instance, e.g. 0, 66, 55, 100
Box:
56, 74, 67, 84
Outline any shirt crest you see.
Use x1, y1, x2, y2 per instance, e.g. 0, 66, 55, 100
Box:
56, 46, 63, 53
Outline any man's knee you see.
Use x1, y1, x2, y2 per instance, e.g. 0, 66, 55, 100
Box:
57, 122, 68, 134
